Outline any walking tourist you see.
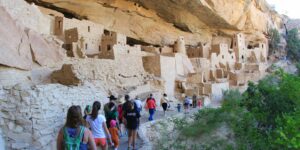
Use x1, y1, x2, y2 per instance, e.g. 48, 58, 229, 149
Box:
146, 94, 156, 121
83, 105, 92, 120
57, 105, 96, 150
123, 101, 140, 150
177, 103, 182, 112
117, 99, 125, 137
197, 97, 203, 109
134, 96, 143, 113
104, 95, 118, 128
109, 120, 119, 150
160, 93, 169, 116
192, 94, 197, 108
86, 101, 113, 150
184, 96, 189, 114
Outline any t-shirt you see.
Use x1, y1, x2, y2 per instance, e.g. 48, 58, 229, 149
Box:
124, 109, 140, 129
86, 115, 106, 138
184, 98, 189, 105
134, 99, 142, 109
188, 98, 193, 105
122, 101, 137, 117
109, 127, 119, 142
147, 99, 156, 109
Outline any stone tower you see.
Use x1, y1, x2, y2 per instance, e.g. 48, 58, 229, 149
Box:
174, 36, 187, 54
233, 33, 247, 63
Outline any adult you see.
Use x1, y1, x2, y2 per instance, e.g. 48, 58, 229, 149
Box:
83, 105, 92, 120
86, 101, 113, 150
134, 96, 142, 113
122, 95, 137, 117
188, 97, 193, 109
104, 95, 118, 128
146, 94, 156, 103
124, 100, 140, 150
146, 94, 156, 121
192, 94, 197, 108
184, 96, 189, 114
117, 99, 125, 136
57, 105, 96, 150
160, 93, 169, 116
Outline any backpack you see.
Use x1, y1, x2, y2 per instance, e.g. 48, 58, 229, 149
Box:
63, 126, 85, 150
117, 105, 123, 120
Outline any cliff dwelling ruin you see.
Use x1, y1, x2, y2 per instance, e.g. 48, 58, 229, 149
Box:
0, 0, 287, 149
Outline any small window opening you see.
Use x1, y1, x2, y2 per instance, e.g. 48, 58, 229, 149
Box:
107, 45, 111, 51
88, 26, 90, 32
58, 20, 62, 28
85, 43, 88, 50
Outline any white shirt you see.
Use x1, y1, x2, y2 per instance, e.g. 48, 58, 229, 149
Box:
134, 99, 142, 109
86, 114, 106, 138
188, 98, 193, 105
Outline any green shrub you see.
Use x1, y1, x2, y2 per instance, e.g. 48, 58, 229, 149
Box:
156, 72, 300, 150
287, 28, 300, 61
269, 28, 280, 54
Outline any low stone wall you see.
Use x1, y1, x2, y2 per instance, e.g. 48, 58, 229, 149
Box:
0, 83, 107, 150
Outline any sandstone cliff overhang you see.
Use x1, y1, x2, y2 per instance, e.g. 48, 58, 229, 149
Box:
26, 0, 282, 46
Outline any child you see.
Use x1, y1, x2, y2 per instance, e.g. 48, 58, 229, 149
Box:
177, 103, 182, 112
109, 120, 119, 150
197, 98, 203, 109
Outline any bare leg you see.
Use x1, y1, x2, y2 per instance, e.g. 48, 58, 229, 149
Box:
128, 129, 132, 149
100, 143, 107, 150
132, 130, 137, 149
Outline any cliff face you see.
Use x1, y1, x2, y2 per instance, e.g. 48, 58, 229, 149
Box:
26, 0, 283, 45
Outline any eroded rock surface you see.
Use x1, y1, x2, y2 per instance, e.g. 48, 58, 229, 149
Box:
0, 6, 65, 70
26, 0, 283, 45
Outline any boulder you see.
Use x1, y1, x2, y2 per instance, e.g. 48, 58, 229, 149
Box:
28, 30, 65, 66
0, 7, 65, 70
0, 7, 33, 70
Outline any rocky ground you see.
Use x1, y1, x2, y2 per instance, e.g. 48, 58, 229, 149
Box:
117, 104, 201, 150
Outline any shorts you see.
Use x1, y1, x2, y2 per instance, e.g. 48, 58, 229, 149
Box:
162, 103, 168, 111
94, 138, 106, 147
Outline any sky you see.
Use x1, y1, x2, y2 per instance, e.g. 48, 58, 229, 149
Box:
266, 0, 300, 19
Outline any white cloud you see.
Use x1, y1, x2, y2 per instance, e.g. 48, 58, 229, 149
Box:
266, 0, 300, 19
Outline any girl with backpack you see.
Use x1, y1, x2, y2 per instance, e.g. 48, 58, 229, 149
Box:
86, 101, 113, 150
57, 105, 96, 150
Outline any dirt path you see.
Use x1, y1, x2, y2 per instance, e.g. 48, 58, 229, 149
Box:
117, 106, 201, 150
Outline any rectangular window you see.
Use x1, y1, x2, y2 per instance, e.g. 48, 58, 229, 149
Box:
85, 43, 88, 50
88, 26, 90, 32
107, 45, 111, 51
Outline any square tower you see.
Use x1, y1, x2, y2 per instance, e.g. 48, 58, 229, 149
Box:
99, 30, 127, 59
233, 33, 247, 63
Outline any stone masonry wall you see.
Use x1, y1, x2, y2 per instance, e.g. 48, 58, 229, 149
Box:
0, 83, 107, 150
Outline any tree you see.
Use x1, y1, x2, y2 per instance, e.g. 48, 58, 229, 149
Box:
287, 29, 300, 61
268, 28, 280, 54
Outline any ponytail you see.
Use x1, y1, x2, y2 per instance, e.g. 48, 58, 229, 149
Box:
91, 101, 101, 120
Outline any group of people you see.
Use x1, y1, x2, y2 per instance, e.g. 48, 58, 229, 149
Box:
183, 94, 203, 113
56, 93, 162, 150
56, 93, 202, 150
